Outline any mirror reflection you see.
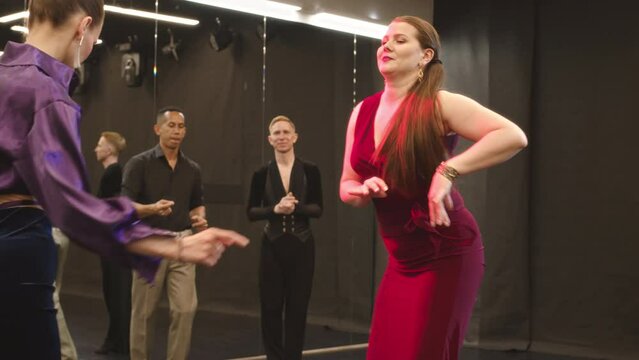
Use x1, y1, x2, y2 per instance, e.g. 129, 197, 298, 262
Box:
0, 1, 380, 359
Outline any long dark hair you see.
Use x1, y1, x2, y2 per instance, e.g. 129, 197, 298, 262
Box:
373, 16, 446, 195
28, 0, 104, 29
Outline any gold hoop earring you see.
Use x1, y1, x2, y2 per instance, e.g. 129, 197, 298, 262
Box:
417, 68, 424, 82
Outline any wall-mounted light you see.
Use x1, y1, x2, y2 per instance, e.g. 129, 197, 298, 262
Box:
0, 5, 199, 26
183, 0, 386, 39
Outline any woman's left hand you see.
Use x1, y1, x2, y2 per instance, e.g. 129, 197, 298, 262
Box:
427, 172, 455, 227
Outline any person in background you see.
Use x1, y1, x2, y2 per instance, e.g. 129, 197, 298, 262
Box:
51, 228, 79, 360
123, 107, 209, 360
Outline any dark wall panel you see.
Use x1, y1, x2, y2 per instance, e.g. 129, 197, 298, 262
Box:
530, 1, 639, 358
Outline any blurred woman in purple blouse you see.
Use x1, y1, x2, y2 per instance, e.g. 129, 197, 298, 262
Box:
0, 1, 248, 358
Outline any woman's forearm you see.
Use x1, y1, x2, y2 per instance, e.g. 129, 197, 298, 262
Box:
340, 180, 372, 208
446, 126, 527, 175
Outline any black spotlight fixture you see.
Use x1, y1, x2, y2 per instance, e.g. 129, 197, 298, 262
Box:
209, 17, 234, 52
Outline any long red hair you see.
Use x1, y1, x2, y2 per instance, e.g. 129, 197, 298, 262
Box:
374, 16, 447, 195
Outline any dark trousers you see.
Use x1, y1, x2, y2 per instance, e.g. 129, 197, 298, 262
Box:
100, 257, 132, 352
259, 233, 314, 360
0, 207, 60, 359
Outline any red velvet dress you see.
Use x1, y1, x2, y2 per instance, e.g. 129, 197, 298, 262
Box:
351, 92, 485, 360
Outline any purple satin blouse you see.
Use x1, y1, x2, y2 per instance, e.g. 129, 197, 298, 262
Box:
0, 42, 168, 281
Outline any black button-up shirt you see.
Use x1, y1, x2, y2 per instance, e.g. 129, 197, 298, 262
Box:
122, 144, 203, 232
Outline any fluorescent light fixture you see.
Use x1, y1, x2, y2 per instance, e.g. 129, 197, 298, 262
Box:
308, 12, 386, 39
0, 10, 27, 23
104, 5, 199, 26
0, 51, 4, 57
10, 25, 103, 44
185, 0, 301, 21
184, 0, 386, 39
10, 25, 28, 34
0, 6, 198, 26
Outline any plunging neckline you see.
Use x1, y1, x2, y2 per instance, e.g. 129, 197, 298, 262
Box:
274, 160, 294, 194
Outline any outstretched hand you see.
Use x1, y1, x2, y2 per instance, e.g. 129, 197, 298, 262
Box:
181, 227, 250, 267
347, 176, 389, 198
427, 173, 455, 227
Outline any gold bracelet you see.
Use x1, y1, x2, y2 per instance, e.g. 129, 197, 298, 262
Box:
436, 161, 460, 182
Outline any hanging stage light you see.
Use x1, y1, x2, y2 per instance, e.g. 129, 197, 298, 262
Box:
209, 17, 234, 52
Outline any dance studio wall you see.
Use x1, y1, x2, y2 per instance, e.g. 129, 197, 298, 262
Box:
436, 0, 639, 359
66, 9, 382, 332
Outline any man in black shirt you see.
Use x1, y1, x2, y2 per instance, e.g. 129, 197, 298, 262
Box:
123, 107, 208, 360
93, 131, 131, 355
247, 115, 323, 360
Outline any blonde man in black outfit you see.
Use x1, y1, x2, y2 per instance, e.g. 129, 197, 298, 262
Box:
247, 115, 323, 360
93, 131, 130, 355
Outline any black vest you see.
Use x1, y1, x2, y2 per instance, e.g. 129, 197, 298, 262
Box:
263, 160, 312, 242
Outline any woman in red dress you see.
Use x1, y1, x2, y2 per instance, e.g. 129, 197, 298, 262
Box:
340, 16, 528, 360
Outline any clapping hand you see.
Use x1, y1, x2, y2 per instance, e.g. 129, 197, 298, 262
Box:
190, 215, 208, 233
274, 192, 298, 215
153, 199, 174, 217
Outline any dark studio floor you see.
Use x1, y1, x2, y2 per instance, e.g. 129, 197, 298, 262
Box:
61, 294, 596, 360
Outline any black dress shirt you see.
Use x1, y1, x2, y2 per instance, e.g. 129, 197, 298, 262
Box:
97, 163, 122, 199
122, 145, 203, 232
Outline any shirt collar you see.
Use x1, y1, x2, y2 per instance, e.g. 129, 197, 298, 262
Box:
0, 41, 77, 95
152, 144, 184, 160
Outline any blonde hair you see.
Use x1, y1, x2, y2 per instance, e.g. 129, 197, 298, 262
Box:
269, 115, 296, 133
101, 131, 126, 154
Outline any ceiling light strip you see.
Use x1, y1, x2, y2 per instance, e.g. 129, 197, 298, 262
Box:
185, 0, 301, 22
0, 10, 27, 23
10, 25, 103, 45
10, 25, 28, 33
183, 0, 385, 39
104, 5, 199, 26
0, 6, 199, 26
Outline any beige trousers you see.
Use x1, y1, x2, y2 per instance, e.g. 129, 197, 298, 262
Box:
52, 228, 78, 360
130, 257, 198, 360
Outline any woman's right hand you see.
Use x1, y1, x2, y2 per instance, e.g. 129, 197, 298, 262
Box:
346, 176, 389, 198
180, 228, 250, 266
